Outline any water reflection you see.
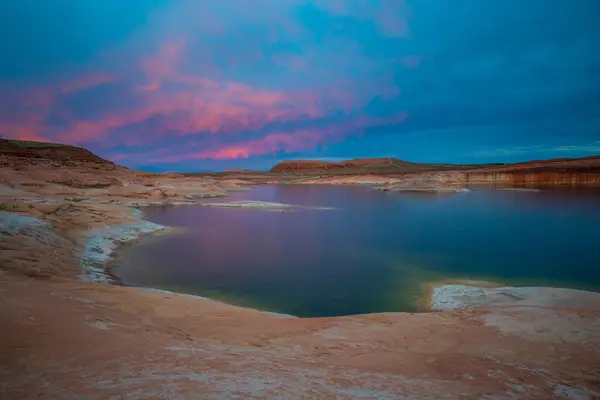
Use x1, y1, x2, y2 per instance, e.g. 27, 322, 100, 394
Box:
115, 185, 600, 317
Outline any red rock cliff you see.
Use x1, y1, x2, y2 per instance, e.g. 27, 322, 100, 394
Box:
270, 155, 600, 186
0, 139, 117, 169
425, 157, 600, 186
269, 158, 423, 173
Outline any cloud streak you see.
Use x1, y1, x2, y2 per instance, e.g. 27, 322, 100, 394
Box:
0, 1, 409, 166
0, 0, 598, 170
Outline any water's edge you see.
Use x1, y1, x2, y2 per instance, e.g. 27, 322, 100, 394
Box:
78, 192, 600, 317
78, 206, 299, 318
79, 208, 166, 283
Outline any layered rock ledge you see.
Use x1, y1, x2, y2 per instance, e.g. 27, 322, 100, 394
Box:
262, 155, 600, 188
377, 178, 471, 193
199, 200, 334, 211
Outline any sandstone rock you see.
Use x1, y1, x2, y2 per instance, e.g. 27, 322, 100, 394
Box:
429, 284, 600, 312
31, 203, 63, 214
183, 193, 224, 200
65, 196, 90, 202
264, 155, 600, 187
381, 178, 469, 193
148, 188, 168, 200
200, 200, 334, 211
2, 139, 600, 399
269, 157, 418, 174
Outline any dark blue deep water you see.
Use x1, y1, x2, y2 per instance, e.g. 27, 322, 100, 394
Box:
114, 185, 600, 317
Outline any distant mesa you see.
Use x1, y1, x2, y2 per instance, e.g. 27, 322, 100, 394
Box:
3, 139, 599, 187
269, 158, 421, 174
0, 139, 117, 167
269, 155, 600, 174
269, 157, 508, 174
268, 155, 600, 186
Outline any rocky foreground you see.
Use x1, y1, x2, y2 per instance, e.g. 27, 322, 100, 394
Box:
1, 140, 600, 399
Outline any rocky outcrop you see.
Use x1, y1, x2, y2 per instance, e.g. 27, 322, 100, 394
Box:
270, 159, 345, 173
270, 157, 426, 174
285, 174, 398, 185
199, 200, 334, 211
378, 178, 470, 193
265, 155, 600, 187
454, 170, 600, 186
412, 157, 600, 186
0, 139, 118, 169
0, 140, 249, 209
426, 282, 600, 311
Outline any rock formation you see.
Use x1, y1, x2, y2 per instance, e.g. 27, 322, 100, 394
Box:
379, 178, 470, 193
270, 157, 434, 174
267, 155, 600, 187
1, 139, 600, 399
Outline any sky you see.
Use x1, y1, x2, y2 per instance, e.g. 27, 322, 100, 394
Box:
1, 0, 599, 171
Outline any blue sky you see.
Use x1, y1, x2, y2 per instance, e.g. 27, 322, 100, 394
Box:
1, 0, 599, 171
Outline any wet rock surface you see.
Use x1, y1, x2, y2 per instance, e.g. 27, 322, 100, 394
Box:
199, 200, 334, 211
379, 178, 471, 193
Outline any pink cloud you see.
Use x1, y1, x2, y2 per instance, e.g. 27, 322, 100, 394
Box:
0, 72, 121, 143
55, 77, 323, 145
150, 112, 408, 163
138, 38, 187, 91
0, 1, 411, 164
50, 38, 326, 146
0, 123, 46, 142
154, 129, 323, 162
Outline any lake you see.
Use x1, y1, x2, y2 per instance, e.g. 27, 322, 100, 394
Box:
113, 185, 600, 317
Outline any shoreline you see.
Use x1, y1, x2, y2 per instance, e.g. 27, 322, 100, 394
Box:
421, 279, 600, 312
4, 140, 600, 397
84, 202, 600, 317
93, 204, 501, 317
78, 208, 168, 283
418, 279, 509, 312
82, 204, 302, 318
140, 287, 299, 319
419, 279, 505, 311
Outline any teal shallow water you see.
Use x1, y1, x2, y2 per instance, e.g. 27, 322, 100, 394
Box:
114, 185, 600, 317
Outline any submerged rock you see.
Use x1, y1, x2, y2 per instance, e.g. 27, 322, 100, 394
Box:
496, 188, 542, 192
201, 200, 292, 208
183, 193, 225, 200
381, 178, 470, 193
199, 200, 334, 211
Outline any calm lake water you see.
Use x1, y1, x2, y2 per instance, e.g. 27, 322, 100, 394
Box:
114, 185, 600, 317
